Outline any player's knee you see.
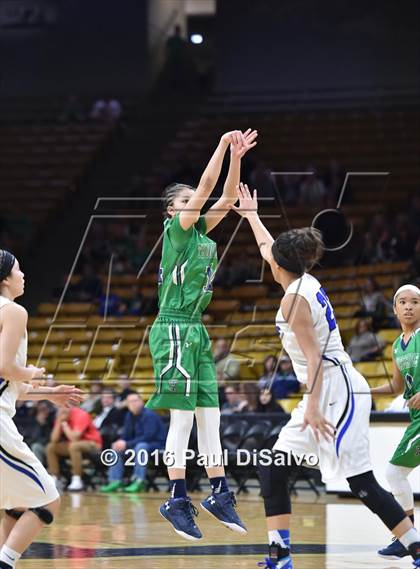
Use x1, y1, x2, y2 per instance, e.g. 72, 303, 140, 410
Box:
30, 498, 60, 525
347, 471, 406, 530
258, 452, 292, 517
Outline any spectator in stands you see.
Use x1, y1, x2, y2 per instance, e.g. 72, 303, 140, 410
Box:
221, 384, 248, 414
258, 355, 300, 399
298, 167, 326, 207
213, 338, 240, 382
97, 291, 123, 317
28, 401, 55, 465
100, 393, 167, 493
390, 214, 416, 261
115, 375, 136, 410
80, 380, 102, 414
239, 382, 259, 412
347, 319, 386, 363
355, 277, 388, 329
323, 159, 346, 206
257, 389, 284, 413
90, 97, 122, 123
93, 389, 124, 449
46, 406, 102, 491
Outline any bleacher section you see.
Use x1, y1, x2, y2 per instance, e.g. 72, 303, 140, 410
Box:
27, 261, 408, 413
0, 123, 112, 229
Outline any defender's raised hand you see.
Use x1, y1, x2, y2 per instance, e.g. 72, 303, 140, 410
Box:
230, 182, 258, 217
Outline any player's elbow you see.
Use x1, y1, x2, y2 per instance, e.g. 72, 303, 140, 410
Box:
0, 362, 16, 380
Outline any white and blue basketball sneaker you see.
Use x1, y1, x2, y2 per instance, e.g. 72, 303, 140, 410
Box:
378, 537, 409, 559
200, 491, 247, 534
258, 543, 293, 568
159, 496, 202, 541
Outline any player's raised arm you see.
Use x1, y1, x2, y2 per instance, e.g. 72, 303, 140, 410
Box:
371, 357, 405, 395
282, 293, 335, 443
178, 132, 233, 230
0, 302, 45, 382
230, 182, 275, 263
205, 129, 257, 233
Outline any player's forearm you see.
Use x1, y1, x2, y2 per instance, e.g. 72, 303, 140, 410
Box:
247, 212, 274, 261
306, 357, 324, 407
221, 154, 241, 202
371, 381, 403, 395
0, 363, 36, 382
197, 138, 230, 196
20, 385, 55, 401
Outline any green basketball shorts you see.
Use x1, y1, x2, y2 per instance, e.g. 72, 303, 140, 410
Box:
390, 419, 420, 468
146, 313, 219, 411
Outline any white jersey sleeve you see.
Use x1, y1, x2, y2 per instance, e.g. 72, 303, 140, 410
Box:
275, 273, 351, 383
0, 296, 28, 417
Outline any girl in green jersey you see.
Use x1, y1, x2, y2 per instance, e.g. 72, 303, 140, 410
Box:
147, 129, 257, 541
372, 284, 420, 559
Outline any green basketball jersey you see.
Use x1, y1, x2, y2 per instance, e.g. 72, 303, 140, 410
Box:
157, 214, 217, 317
393, 327, 420, 422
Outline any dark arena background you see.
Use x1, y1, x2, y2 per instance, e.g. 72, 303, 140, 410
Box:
1, 1, 420, 568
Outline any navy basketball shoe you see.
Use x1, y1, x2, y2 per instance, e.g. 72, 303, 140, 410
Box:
200, 491, 247, 533
378, 537, 409, 559
159, 496, 202, 541
409, 541, 420, 566
258, 543, 293, 568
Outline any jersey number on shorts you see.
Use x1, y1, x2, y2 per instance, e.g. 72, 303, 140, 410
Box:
316, 287, 337, 331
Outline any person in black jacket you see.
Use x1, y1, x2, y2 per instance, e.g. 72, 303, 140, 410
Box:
100, 393, 167, 493
93, 390, 125, 450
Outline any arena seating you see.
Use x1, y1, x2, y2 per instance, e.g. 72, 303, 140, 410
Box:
26, 259, 408, 412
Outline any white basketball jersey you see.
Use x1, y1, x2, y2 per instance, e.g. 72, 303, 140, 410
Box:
0, 296, 28, 417
275, 273, 351, 383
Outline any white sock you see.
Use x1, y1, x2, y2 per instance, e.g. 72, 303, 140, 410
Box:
399, 527, 420, 549
71, 475, 81, 483
268, 529, 290, 548
0, 545, 21, 568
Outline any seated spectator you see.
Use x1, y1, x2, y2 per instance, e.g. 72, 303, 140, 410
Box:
28, 401, 55, 465
115, 375, 136, 410
239, 382, 259, 412
98, 292, 123, 317
93, 389, 125, 449
355, 277, 388, 329
347, 319, 386, 363
214, 338, 240, 383
258, 355, 300, 400
80, 380, 102, 414
100, 393, 166, 493
221, 384, 247, 414
298, 167, 326, 207
90, 97, 122, 123
46, 406, 102, 491
257, 389, 284, 413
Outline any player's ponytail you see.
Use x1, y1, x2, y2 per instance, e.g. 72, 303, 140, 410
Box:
271, 227, 324, 276
162, 183, 195, 218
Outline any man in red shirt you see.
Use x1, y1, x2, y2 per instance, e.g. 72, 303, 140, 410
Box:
46, 406, 102, 491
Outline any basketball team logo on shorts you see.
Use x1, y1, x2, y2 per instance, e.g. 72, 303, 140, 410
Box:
168, 378, 178, 392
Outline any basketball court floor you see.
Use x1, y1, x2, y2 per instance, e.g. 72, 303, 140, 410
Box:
15, 491, 419, 568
